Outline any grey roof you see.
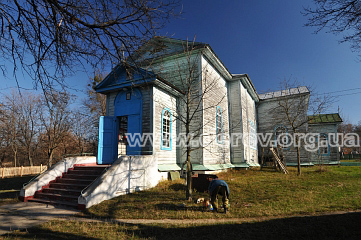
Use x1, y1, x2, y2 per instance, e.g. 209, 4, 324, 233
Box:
258, 86, 310, 100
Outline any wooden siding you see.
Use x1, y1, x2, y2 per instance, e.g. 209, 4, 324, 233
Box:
257, 94, 310, 164
308, 123, 340, 163
145, 53, 204, 165
153, 86, 177, 164
201, 56, 231, 165
240, 83, 258, 164
228, 80, 244, 163
228, 80, 258, 164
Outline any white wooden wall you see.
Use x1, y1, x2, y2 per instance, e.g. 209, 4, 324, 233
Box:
257, 95, 310, 164
152, 86, 177, 164
308, 123, 339, 163
240, 83, 258, 164
200, 56, 231, 165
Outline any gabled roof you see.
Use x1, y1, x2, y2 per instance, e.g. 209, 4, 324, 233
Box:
131, 36, 233, 80
95, 63, 184, 95
308, 113, 343, 124
95, 64, 156, 93
258, 86, 310, 100
130, 36, 208, 63
232, 74, 259, 102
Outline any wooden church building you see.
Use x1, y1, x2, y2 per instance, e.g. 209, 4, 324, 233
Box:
19, 37, 343, 209
95, 36, 342, 172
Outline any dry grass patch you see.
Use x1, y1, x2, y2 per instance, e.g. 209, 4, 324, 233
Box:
82, 166, 361, 219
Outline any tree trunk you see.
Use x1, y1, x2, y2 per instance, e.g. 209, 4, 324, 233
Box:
12, 144, 18, 167
28, 147, 33, 166
48, 149, 54, 167
297, 145, 301, 176
14, 150, 17, 168
185, 147, 193, 201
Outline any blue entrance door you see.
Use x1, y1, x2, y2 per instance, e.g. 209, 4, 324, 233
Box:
97, 89, 143, 164
126, 114, 142, 155
115, 89, 142, 156
97, 116, 118, 164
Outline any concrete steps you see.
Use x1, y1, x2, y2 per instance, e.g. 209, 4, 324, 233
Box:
28, 165, 108, 209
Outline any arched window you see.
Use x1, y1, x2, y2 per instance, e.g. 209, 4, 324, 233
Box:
216, 106, 223, 143
161, 109, 172, 150
274, 125, 290, 149
319, 133, 329, 156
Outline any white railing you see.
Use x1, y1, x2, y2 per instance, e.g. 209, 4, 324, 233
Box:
1, 165, 48, 178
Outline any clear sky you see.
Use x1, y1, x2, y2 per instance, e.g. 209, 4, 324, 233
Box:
158, 0, 361, 124
1, 0, 360, 124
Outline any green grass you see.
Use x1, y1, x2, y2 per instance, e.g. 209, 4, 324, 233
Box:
3, 166, 361, 239
81, 166, 361, 219
0, 175, 35, 205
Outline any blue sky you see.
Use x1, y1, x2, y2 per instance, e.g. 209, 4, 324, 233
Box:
158, 0, 361, 124
1, 0, 360, 124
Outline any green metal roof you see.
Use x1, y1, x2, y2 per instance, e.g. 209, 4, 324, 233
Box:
308, 113, 343, 124
158, 164, 181, 172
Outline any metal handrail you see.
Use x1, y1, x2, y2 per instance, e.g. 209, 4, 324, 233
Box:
22, 161, 62, 188
61, 153, 94, 158
80, 165, 111, 195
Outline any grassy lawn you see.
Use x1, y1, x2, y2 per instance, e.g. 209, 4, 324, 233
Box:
3, 166, 361, 239
81, 166, 361, 219
0, 175, 35, 205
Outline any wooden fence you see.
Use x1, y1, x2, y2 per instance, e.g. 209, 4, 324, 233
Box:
1, 165, 47, 178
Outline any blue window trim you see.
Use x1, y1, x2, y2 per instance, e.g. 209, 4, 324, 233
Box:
216, 106, 224, 144
274, 124, 290, 150
317, 133, 330, 156
160, 108, 172, 151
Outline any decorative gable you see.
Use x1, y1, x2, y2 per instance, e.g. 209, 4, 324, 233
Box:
95, 64, 156, 93
132, 36, 206, 63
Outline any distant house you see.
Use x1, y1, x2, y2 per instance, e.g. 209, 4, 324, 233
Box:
257, 87, 312, 166
308, 113, 343, 164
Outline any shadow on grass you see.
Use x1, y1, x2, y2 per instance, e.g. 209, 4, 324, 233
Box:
155, 203, 203, 211
0, 175, 35, 191
4, 226, 99, 240
127, 212, 361, 240
6, 212, 361, 240
0, 175, 35, 205
0, 191, 19, 199
169, 183, 186, 191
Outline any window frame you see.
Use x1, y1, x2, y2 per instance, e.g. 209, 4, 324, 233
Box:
318, 133, 330, 156
160, 108, 172, 150
274, 124, 290, 150
216, 106, 224, 144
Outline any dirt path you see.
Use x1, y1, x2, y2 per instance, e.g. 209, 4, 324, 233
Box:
69, 209, 361, 225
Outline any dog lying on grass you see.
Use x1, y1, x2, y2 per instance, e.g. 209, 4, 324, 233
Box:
196, 198, 213, 211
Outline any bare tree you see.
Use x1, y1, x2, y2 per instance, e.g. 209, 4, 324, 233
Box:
39, 91, 73, 166
69, 110, 95, 156
83, 74, 107, 129
150, 39, 229, 200
263, 79, 333, 175
0, 0, 180, 91
304, 0, 361, 53
1, 91, 22, 167
16, 93, 42, 166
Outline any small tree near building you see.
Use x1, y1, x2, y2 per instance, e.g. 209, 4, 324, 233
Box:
149, 39, 228, 200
